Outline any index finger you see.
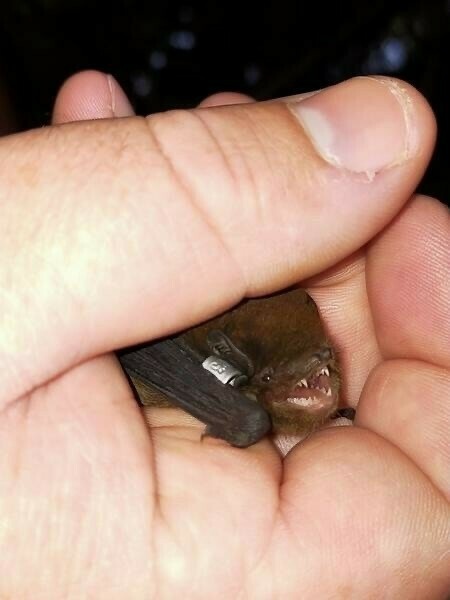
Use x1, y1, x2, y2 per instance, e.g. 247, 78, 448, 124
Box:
0, 77, 435, 406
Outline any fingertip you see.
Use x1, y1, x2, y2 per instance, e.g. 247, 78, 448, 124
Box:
52, 70, 135, 124
198, 92, 254, 107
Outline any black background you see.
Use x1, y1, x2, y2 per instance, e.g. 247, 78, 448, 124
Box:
1, 0, 448, 202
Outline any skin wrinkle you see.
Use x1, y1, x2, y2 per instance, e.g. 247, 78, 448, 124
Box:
206, 111, 300, 285
279, 102, 332, 198
183, 113, 253, 292
236, 468, 280, 597
3, 397, 62, 596
154, 503, 205, 597
193, 107, 244, 202
186, 107, 265, 241
136, 407, 162, 582
1, 291, 84, 411
243, 110, 316, 267
151, 447, 203, 596
145, 110, 248, 296
230, 106, 280, 223
188, 104, 328, 290
113, 410, 160, 599
284, 100, 339, 191
1, 394, 31, 503
273, 506, 318, 597
244, 519, 277, 599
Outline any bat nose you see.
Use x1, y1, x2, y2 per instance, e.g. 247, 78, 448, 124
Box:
284, 345, 334, 378
314, 346, 333, 363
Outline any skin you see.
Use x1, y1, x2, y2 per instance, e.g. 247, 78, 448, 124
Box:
0, 71, 448, 599
126, 288, 341, 441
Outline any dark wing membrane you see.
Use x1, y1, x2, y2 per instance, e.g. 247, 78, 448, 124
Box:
118, 338, 271, 448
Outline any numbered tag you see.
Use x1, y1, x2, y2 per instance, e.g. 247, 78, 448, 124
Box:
202, 356, 247, 387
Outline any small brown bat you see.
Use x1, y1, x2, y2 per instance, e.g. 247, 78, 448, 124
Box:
118, 289, 346, 448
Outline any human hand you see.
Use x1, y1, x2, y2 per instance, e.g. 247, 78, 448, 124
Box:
0, 72, 448, 599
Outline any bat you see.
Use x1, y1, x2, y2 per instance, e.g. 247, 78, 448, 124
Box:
118, 289, 348, 448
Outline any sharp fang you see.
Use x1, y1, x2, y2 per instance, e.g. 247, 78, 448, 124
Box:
326, 388, 332, 396
300, 378, 308, 387
324, 367, 329, 376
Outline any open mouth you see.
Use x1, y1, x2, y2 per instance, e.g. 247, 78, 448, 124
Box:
286, 366, 335, 411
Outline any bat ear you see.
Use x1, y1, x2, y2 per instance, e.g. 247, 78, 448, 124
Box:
207, 329, 254, 377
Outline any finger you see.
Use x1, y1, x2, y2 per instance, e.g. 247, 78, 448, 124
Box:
0, 76, 436, 406
356, 195, 450, 498
357, 359, 450, 499
0, 354, 155, 595
279, 427, 450, 598
304, 193, 448, 411
306, 251, 381, 408
52, 70, 135, 123
198, 92, 254, 107
367, 194, 449, 368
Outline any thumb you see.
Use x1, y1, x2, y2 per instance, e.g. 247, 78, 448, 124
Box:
0, 76, 435, 404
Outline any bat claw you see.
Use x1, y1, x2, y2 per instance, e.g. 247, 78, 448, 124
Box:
332, 407, 356, 421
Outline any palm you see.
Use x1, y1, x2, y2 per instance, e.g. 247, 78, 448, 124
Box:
2, 196, 448, 599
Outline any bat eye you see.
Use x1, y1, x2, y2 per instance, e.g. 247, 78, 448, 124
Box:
260, 368, 274, 383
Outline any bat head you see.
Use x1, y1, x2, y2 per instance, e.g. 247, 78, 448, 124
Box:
242, 343, 340, 435
184, 289, 342, 437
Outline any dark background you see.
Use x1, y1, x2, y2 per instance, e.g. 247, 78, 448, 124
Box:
0, 0, 448, 202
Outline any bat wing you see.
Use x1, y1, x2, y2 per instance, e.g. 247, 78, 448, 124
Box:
118, 338, 271, 448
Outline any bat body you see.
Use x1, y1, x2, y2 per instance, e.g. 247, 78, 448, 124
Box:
118, 289, 342, 447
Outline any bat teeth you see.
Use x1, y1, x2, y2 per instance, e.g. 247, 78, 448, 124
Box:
288, 396, 316, 407
326, 388, 332, 396
319, 367, 330, 376
300, 378, 308, 387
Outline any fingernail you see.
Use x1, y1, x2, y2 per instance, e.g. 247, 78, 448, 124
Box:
289, 77, 414, 178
